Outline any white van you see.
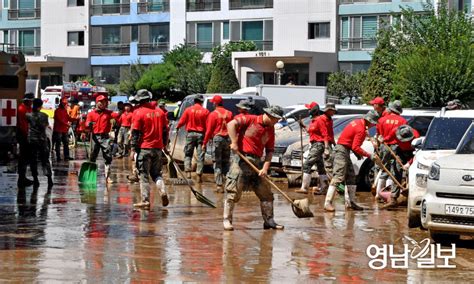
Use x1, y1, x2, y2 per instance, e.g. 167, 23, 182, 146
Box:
407, 109, 474, 228
41, 85, 62, 117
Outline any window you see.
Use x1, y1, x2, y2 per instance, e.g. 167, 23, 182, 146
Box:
341, 17, 349, 49
92, 66, 121, 84
316, 72, 331, 86
196, 23, 212, 50
242, 21, 263, 41
68, 0, 85, 6
308, 22, 330, 39
150, 24, 169, 44
362, 16, 377, 48
149, 0, 165, 11
102, 26, 120, 44
19, 30, 34, 54
18, 0, 35, 18
3, 0, 8, 8
223, 21, 229, 40
131, 26, 138, 42
68, 31, 84, 46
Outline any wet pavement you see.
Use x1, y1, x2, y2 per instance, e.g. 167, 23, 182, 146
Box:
0, 148, 473, 282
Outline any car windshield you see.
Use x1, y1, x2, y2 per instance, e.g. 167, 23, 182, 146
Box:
456, 124, 474, 154
206, 98, 268, 116
283, 107, 294, 115
423, 117, 473, 150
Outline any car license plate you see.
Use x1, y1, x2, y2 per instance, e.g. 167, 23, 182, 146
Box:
271, 156, 280, 163
291, 160, 302, 167
445, 204, 474, 217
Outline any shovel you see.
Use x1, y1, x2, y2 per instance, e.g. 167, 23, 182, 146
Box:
237, 152, 314, 218
162, 150, 216, 208
167, 132, 179, 179
78, 133, 97, 184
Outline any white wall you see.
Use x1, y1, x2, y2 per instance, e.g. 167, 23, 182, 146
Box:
170, 0, 187, 49
40, 0, 89, 59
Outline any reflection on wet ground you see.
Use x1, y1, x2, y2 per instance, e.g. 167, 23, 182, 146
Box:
0, 148, 473, 282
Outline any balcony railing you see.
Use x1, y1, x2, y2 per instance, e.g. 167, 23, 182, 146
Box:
229, 0, 273, 10
340, 0, 391, 3
8, 8, 41, 20
186, 0, 220, 12
138, 43, 169, 55
187, 41, 220, 52
340, 38, 377, 50
7, 46, 41, 56
91, 3, 130, 15
138, 1, 170, 13
91, 44, 130, 56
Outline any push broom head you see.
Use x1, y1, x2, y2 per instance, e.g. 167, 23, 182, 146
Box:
291, 198, 314, 218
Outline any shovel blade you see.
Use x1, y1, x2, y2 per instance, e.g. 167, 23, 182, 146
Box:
291, 198, 314, 218
191, 189, 216, 208
79, 162, 97, 184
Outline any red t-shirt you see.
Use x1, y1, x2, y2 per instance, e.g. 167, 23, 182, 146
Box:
132, 103, 168, 149
86, 109, 115, 134
337, 118, 370, 158
308, 114, 334, 143
397, 128, 420, 151
203, 106, 233, 145
236, 115, 275, 158
376, 113, 407, 145
53, 107, 71, 133
120, 111, 133, 127
17, 103, 31, 136
177, 104, 210, 132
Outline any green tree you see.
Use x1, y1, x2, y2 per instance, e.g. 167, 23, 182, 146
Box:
164, 43, 202, 67
135, 62, 177, 95
211, 41, 257, 63
327, 71, 367, 103
78, 75, 96, 86
207, 57, 240, 93
119, 60, 150, 95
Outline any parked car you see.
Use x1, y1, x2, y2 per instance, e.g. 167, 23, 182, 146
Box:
275, 104, 310, 129
168, 94, 270, 166
420, 122, 474, 243
283, 109, 438, 189
408, 109, 474, 228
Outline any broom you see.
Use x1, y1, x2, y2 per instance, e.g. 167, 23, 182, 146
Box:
78, 133, 97, 184
162, 150, 216, 208
237, 152, 313, 218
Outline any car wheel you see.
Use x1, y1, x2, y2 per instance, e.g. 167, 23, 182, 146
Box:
430, 231, 460, 245
287, 173, 302, 188
407, 210, 421, 228
357, 159, 375, 192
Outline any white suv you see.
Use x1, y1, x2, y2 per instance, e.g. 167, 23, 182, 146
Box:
407, 110, 474, 228
421, 123, 474, 243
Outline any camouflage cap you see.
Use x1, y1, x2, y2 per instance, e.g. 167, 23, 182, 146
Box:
195, 94, 205, 102
263, 105, 284, 119
396, 125, 415, 142
135, 89, 152, 102
364, 110, 380, 124
323, 103, 336, 112
388, 100, 403, 114
236, 100, 251, 110
23, 93, 34, 101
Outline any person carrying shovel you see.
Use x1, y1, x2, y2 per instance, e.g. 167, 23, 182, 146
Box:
130, 89, 169, 209
223, 105, 285, 231
324, 110, 380, 212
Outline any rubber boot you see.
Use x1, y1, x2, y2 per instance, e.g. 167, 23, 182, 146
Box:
197, 173, 203, 183
156, 177, 169, 207
17, 176, 34, 187
346, 185, 363, 211
315, 174, 329, 195
223, 199, 234, 231
33, 176, 40, 188
105, 164, 113, 184
296, 173, 312, 193
261, 201, 284, 230
376, 178, 387, 203
47, 175, 54, 189
127, 168, 139, 183
324, 185, 337, 212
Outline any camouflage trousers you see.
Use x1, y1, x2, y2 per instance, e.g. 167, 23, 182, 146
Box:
225, 155, 274, 203
303, 142, 327, 175
117, 126, 131, 156
137, 148, 163, 202
378, 144, 411, 198
184, 131, 205, 175
90, 134, 113, 165
30, 139, 52, 178
330, 144, 357, 186
212, 135, 231, 186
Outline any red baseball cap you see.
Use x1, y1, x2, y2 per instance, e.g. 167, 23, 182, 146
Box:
210, 95, 223, 105
369, 97, 385, 105
305, 102, 318, 109
96, 95, 107, 103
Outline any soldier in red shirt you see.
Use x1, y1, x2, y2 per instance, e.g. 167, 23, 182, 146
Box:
86, 95, 117, 184
324, 110, 380, 212
223, 105, 285, 231
396, 125, 420, 169
298, 103, 336, 194
126, 95, 141, 183
53, 97, 74, 161
17, 93, 35, 187
234, 100, 251, 120
117, 103, 133, 158
203, 95, 233, 192
374, 101, 407, 208
130, 90, 169, 209
176, 94, 210, 182
369, 97, 388, 118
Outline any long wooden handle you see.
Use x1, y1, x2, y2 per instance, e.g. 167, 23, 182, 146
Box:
373, 154, 406, 190
237, 152, 294, 204
170, 130, 179, 157
163, 150, 196, 194
299, 119, 304, 177
383, 142, 405, 169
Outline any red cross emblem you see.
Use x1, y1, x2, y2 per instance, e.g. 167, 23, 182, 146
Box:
1, 100, 17, 126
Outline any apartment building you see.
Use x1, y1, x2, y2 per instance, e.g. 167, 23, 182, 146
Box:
90, 0, 339, 87
0, 0, 90, 88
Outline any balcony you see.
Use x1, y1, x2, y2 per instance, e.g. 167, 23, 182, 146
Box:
91, 44, 130, 56
91, 3, 130, 15
229, 0, 273, 10
340, 38, 376, 50
8, 8, 41, 20
8, 46, 41, 56
186, 0, 220, 12
138, 1, 169, 13
187, 41, 220, 52
340, 0, 391, 3
138, 43, 169, 55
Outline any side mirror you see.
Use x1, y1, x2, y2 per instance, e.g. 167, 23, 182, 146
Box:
167, 111, 175, 121
411, 137, 425, 150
